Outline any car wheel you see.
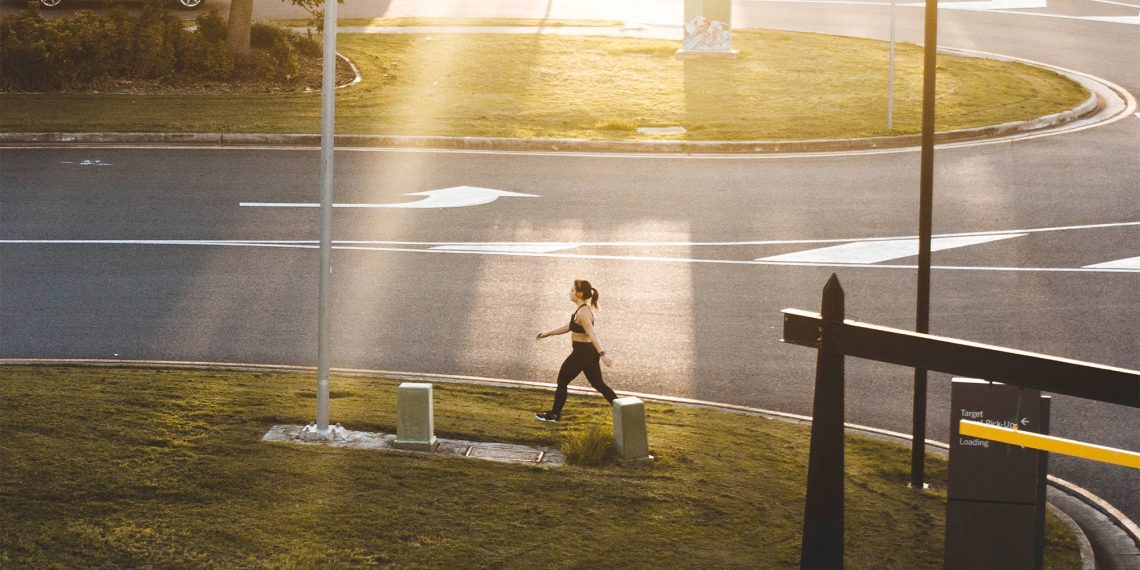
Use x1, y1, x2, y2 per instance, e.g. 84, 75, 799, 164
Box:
39, 0, 63, 7
177, 0, 203, 9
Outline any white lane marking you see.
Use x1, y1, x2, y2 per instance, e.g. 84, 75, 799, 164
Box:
240, 186, 538, 209
1084, 15, 1140, 23
752, 261, 1140, 273
191, 220, 1138, 248
1, 219, 1137, 248
429, 244, 577, 253
1083, 256, 1140, 270
3, 239, 1138, 273
1088, 0, 1140, 7
756, 234, 1025, 264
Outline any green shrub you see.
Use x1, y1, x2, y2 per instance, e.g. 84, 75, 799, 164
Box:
295, 30, 322, 58
195, 10, 227, 43
0, 10, 60, 90
129, 0, 179, 80
0, 5, 318, 91
234, 49, 279, 82
194, 9, 225, 42
561, 425, 615, 466
269, 34, 300, 81
176, 32, 233, 80
57, 9, 134, 85
250, 21, 287, 50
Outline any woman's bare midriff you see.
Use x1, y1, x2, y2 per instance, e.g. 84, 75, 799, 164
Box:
570, 333, 592, 344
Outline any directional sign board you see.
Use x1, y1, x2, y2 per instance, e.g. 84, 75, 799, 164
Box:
946, 378, 1050, 570
949, 378, 1044, 503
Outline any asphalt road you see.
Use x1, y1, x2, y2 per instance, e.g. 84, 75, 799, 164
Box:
2, 0, 1138, 535
2, 138, 1138, 521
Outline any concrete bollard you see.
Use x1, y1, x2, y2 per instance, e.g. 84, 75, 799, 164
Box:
612, 397, 653, 462
394, 382, 439, 451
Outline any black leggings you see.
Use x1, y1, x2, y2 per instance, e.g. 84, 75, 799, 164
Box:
550, 341, 617, 415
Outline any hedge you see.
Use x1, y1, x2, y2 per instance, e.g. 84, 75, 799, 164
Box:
0, 2, 321, 91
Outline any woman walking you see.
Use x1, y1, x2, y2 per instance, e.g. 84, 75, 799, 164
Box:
535, 279, 616, 423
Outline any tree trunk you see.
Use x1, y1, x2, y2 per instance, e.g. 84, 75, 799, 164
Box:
226, 0, 254, 58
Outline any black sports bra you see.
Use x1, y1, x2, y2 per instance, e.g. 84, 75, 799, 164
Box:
569, 304, 592, 333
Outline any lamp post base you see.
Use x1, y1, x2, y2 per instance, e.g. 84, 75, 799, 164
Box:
296, 423, 352, 443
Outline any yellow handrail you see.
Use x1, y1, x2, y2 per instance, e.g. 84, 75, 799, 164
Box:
959, 420, 1140, 469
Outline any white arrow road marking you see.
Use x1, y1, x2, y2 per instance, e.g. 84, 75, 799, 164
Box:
755, 234, 1026, 264
1083, 256, 1140, 270
429, 244, 577, 254
240, 186, 538, 209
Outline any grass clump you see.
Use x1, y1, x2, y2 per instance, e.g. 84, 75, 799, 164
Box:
0, 365, 1081, 568
561, 424, 615, 465
595, 117, 639, 132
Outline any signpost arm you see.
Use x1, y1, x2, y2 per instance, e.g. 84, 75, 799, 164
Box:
912, 0, 940, 490
781, 309, 1140, 407
800, 274, 845, 569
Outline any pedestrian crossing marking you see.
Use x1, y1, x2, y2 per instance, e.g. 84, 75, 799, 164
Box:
1083, 256, 1140, 270
755, 234, 1026, 265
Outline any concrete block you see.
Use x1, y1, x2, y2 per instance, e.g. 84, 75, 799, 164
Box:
612, 397, 652, 462
394, 382, 438, 451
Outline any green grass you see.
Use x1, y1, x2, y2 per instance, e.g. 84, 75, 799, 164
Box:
275, 17, 627, 28
0, 28, 1087, 141
0, 365, 1081, 568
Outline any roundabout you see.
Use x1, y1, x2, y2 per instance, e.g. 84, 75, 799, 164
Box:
1, 0, 1137, 566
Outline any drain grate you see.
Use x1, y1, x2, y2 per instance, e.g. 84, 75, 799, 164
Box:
465, 446, 545, 463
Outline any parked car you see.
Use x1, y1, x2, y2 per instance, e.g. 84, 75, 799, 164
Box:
38, 0, 203, 8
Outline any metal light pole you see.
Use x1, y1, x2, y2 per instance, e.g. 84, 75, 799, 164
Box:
911, 0, 939, 489
887, 0, 897, 130
315, 0, 337, 435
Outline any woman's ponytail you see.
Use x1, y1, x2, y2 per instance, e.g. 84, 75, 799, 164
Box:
590, 287, 600, 309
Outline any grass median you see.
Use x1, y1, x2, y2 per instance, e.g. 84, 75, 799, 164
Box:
0, 27, 1088, 141
0, 365, 1081, 568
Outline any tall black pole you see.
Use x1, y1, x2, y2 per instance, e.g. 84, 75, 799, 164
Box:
911, 0, 939, 489
801, 274, 845, 569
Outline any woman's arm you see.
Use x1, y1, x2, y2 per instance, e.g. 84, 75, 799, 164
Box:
579, 316, 614, 367
537, 324, 570, 340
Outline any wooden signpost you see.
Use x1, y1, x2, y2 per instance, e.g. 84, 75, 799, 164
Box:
781, 275, 1139, 569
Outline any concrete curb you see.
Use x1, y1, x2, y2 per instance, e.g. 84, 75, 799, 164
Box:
3, 357, 1137, 568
